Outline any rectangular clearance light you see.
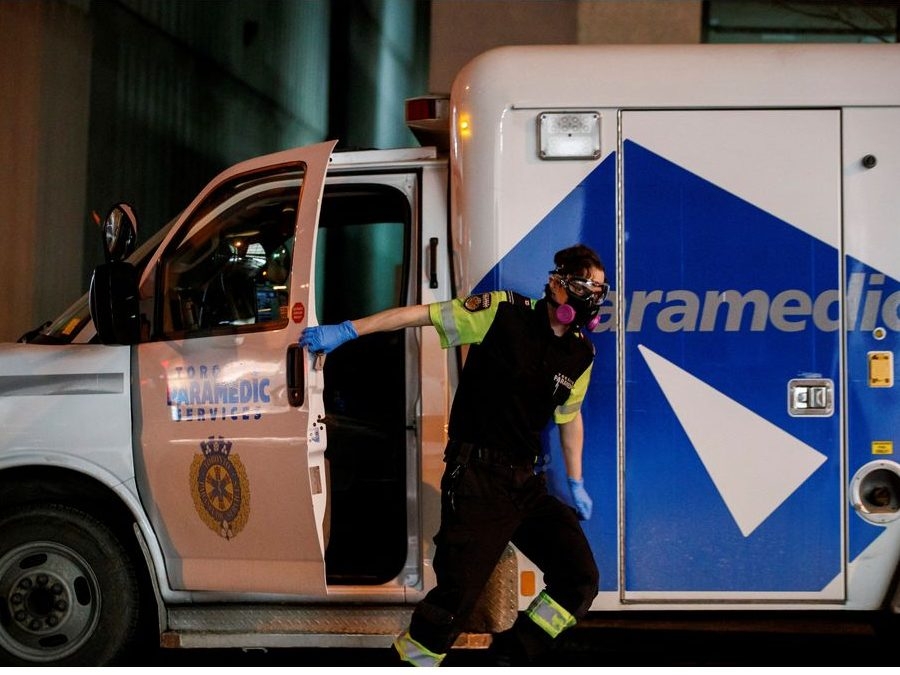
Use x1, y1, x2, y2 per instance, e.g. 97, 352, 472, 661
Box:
538, 111, 601, 160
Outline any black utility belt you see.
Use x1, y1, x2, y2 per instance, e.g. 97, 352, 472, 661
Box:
445, 440, 536, 468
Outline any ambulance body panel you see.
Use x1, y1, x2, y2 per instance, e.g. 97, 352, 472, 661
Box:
452, 44, 900, 611
1, 44, 899, 665
0, 343, 135, 485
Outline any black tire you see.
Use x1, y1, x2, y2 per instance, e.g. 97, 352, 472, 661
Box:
0, 504, 140, 665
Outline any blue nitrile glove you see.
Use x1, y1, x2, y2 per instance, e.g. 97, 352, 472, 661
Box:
298, 320, 358, 354
567, 477, 593, 521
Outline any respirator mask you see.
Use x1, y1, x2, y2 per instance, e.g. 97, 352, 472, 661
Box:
545, 269, 610, 331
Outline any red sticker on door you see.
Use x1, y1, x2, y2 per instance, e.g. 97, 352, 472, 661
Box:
291, 302, 305, 323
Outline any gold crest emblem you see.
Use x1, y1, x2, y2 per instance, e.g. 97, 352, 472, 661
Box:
463, 293, 492, 312
190, 436, 250, 539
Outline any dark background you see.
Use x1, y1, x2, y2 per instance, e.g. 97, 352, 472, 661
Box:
2, 1, 898, 341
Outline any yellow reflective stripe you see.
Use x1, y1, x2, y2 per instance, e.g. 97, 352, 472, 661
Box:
553, 363, 593, 424
525, 591, 576, 638
393, 631, 447, 667
452, 291, 503, 344
429, 302, 454, 348
430, 291, 509, 348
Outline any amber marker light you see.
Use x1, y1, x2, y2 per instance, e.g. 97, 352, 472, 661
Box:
520, 570, 536, 597
458, 113, 472, 139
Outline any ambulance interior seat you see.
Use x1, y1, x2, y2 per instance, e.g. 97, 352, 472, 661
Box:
198, 240, 258, 328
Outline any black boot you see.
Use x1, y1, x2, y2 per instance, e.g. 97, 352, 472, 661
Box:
487, 629, 525, 666
487, 615, 554, 666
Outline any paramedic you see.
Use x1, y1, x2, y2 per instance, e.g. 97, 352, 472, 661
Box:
298, 244, 607, 666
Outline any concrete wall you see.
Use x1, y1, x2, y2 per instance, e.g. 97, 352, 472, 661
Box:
429, 0, 703, 93
0, 1, 91, 342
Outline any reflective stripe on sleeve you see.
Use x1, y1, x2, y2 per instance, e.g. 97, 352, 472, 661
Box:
430, 301, 458, 348
430, 291, 511, 348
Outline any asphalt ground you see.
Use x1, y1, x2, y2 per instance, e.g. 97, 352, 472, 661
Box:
138, 611, 900, 667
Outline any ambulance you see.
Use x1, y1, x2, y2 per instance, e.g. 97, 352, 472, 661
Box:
1, 43, 899, 665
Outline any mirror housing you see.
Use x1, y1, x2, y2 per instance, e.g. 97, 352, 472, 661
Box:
89, 262, 141, 344
102, 203, 138, 263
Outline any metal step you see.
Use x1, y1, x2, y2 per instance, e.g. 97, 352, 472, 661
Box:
162, 604, 494, 651
162, 604, 415, 649
161, 547, 517, 651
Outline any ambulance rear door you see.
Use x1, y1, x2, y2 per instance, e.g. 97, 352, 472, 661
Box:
133, 142, 334, 595
621, 110, 844, 601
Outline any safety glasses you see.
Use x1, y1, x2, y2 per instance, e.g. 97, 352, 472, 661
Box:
550, 272, 611, 304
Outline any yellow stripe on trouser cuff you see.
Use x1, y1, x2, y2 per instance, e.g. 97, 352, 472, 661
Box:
525, 590, 576, 638
393, 631, 447, 667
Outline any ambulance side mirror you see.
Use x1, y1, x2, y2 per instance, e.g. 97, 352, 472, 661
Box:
102, 203, 138, 263
91, 202, 141, 344
89, 261, 141, 345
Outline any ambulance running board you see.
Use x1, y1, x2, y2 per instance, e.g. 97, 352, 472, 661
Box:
161, 605, 492, 650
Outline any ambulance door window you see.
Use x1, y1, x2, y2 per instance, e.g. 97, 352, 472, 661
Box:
315, 182, 410, 585
155, 176, 301, 340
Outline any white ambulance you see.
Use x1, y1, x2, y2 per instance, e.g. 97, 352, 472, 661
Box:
1, 43, 899, 665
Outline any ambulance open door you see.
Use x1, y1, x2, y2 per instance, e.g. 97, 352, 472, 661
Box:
132, 142, 336, 595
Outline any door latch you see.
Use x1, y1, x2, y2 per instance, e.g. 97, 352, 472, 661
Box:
788, 378, 834, 417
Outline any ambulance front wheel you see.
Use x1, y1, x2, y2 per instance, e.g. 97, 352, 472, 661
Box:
0, 503, 140, 666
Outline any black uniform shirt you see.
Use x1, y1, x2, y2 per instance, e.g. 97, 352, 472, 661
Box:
431, 291, 595, 462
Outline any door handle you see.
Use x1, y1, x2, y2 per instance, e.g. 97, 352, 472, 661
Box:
429, 237, 439, 289
286, 343, 304, 407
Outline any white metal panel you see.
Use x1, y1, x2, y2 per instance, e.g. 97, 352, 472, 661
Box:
843, 108, 900, 284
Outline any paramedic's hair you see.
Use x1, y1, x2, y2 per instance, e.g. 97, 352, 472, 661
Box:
553, 244, 605, 278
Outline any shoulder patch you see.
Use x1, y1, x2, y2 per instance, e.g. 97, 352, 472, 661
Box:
463, 292, 493, 312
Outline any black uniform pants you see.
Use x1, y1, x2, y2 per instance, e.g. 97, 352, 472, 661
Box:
408, 446, 599, 658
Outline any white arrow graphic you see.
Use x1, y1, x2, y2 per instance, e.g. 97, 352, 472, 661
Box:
638, 344, 828, 537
